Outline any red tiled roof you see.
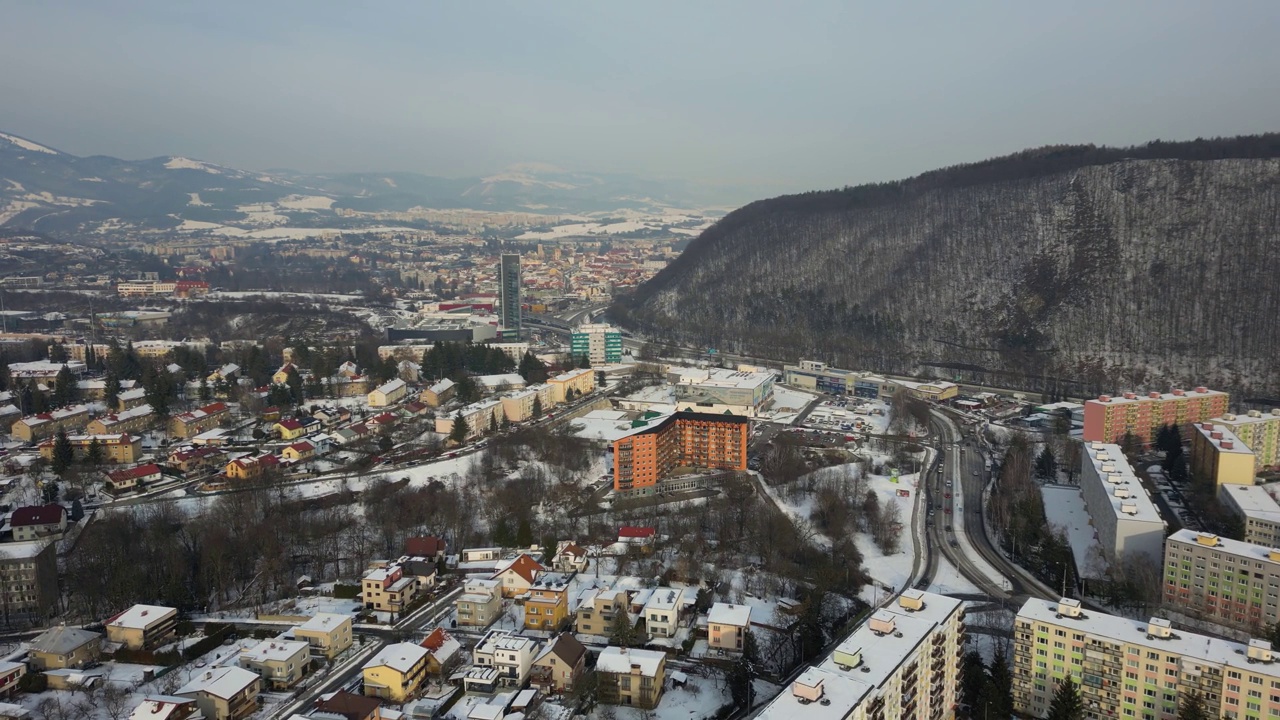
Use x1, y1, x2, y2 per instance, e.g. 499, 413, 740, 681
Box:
420, 627, 451, 651
405, 536, 446, 557
276, 419, 304, 430
618, 526, 656, 538
286, 441, 315, 454
106, 463, 162, 482
494, 554, 545, 584
12, 504, 66, 527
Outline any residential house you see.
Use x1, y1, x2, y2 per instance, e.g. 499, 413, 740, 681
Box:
456, 578, 503, 628
617, 527, 656, 547
524, 573, 572, 632
361, 562, 421, 614
106, 604, 178, 650
551, 541, 588, 573
368, 379, 408, 408
574, 587, 629, 637
104, 463, 163, 495
404, 536, 447, 561
492, 554, 545, 598
403, 400, 429, 416
128, 696, 201, 720
274, 419, 307, 441
362, 642, 430, 703
643, 587, 686, 640
238, 639, 310, 689
475, 373, 527, 395
224, 453, 279, 481
707, 603, 752, 654
314, 691, 383, 720
86, 404, 155, 435
28, 626, 101, 670
397, 361, 421, 383
169, 402, 230, 439
398, 556, 438, 590
596, 647, 665, 709
530, 633, 586, 694
37, 433, 142, 464
207, 363, 240, 384
293, 613, 352, 661
10, 504, 67, 541
420, 379, 456, 407
271, 364, 297, 385
0, 541, 58, 618
176, 666, 261, 720
281, 441, 316, 463
0, 663, 24, 699
420, 627, 462, 677
167, 446, 226, 474
467, 630, 539, 692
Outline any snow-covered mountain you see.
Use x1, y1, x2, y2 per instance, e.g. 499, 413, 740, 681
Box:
0, 131, 714, 236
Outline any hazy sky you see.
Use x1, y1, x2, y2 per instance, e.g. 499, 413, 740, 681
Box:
3, 1, 1279, 199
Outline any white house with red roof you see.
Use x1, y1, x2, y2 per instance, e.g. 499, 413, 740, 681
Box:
11, 504, 68, 541
104, 463, 163, 495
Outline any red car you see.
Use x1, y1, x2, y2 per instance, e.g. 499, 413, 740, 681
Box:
944, 492, 951, 499
944, 508, 952, 515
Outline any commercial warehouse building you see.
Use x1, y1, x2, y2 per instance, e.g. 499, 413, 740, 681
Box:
782, 360, 898, 400
1014, 596, 1280, 720
671, 367, 774, 416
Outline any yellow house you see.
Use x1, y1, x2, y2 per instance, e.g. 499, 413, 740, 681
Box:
281, 441, 316, 462
575, 587, 628, 636
274, 419, 307, 440
596, 647, 666, 709
293, 613, 353, 661
238, 639, 311, 690
272, 364, 297, 385
1192, 422, 1257, 487
28, 626, 101, 670
362, 642, 430, 703
38, 434, 142, 464
707, 603, 752, 654
106, 604, 178, 650
492, 554, 545, 598
177, 666, 261, 720
524, 574, 571, 632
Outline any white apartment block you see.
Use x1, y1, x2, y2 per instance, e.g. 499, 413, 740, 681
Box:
1014, 596, 1280, 720
1218, 485, 1280, 548
757, 589, 964, 720
1080, 442, 1166, 563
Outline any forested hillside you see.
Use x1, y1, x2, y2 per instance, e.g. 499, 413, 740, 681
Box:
613, 136, 1280, 398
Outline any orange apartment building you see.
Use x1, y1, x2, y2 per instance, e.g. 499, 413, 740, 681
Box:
611, 411, 748, 495
1082, 386, 1229, 444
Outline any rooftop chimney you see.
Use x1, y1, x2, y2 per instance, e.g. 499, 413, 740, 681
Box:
869, 610, 897, 635
1098, 395, 1111, 402
1149, 392, 1161, 399
1195, 533, 1221, 547
1121, 502, 1139, 515
1222, 441, 1234, 450
1114, 487, 1131, 499
1124, 392, 1137, 400
1195, 386, 1208, 394
1173, 389, 1185, 396
833, 648, 863, 671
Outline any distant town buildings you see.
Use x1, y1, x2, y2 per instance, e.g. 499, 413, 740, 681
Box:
1212, 409, 1280, 472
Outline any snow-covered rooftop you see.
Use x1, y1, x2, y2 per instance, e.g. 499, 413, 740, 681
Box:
365, 642, 428, 673
109, 604, 176, 630
707, 602, 751, 627
595, 646, 664, 677
176, 665, 259, 699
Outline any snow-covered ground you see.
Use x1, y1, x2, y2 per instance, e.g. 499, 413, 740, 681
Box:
760, 385, 816, 424
1040, 484, 1107, 579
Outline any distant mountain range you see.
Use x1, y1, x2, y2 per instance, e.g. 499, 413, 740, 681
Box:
0, 131, 720, 238
614, 135, 1280, 397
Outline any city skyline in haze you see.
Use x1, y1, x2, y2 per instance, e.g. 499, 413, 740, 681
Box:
3, 1, 1279, 202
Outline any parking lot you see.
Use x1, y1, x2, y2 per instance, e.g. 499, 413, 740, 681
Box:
802, 396, 890, 436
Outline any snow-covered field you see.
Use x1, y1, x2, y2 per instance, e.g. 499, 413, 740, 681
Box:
760, 385, 816, 424
1040, 484, 1107, 579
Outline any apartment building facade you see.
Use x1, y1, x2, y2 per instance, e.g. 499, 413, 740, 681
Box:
170, 402, 230, 439
1214, 410, 1280, 472
1014, 596, 1280, 720
570, 323, 622, 365
611, 411, 748, 495
757, 589, 966, 720
1080, 442, 1167, 562
499, 253, 522, 334
1083, 387, 1229, 444
1219, 485, 1280, 548
1192, 422, 1257, 487
37, 433, 142, 464
13, 404, 91, 442
0, 541, 59, 620
293, 613, 352, 660
456, 579, 502, 628
548, 367, 595, 403
86, 404, 155, 435
1163, 530, 1280, 633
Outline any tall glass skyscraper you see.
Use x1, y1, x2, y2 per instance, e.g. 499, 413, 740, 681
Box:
499, 253, 522, 334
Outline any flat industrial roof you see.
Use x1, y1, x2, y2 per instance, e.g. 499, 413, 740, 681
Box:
1083, 442, 1163, 524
